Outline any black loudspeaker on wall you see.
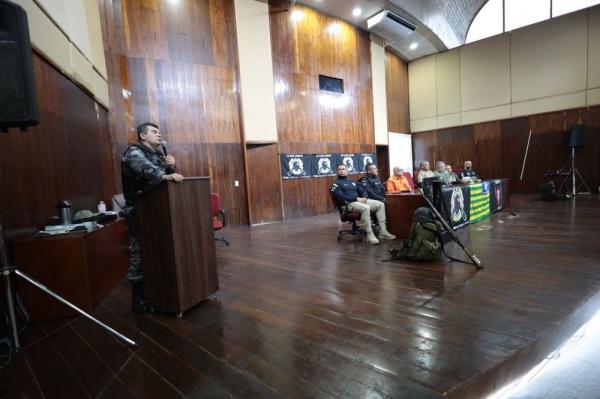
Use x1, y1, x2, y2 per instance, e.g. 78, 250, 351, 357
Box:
0, 0, 38, 131
569, 124, 586, 148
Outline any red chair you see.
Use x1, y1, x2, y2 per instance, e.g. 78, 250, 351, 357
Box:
211, 192, 230, 246
413, 168, 420, 186
329, 191, 364, 241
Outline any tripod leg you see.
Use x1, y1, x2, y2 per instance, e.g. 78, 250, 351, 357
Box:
574, 169, 592, 194
557, 175, 568, 197
1, 225, 21, 352
2, 269, 21, 351
572, 148, 576, 197
14, 269, 138, 347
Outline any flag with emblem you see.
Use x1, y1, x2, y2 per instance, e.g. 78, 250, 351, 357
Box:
339, 153, 359, 174
311, 154, 337, 177
489, 180, 505, 213
469, 182, 491, 223
442, 185, 471, 228
356, 153, 377, 173
280, 154, 312, 179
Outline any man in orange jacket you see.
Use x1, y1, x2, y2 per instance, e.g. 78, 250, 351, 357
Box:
386, 167, 413, 193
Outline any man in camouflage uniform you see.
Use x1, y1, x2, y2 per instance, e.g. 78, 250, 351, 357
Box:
121, 122, 183, 313
434, 161, 452, 185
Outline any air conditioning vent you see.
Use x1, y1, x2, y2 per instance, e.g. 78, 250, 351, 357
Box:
385, 12, 416, 30
367, 10, 416, 43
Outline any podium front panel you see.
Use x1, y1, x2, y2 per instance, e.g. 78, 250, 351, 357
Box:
137, 177, 218, 314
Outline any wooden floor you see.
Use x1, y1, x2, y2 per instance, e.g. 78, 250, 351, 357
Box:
3, 194, 600, 398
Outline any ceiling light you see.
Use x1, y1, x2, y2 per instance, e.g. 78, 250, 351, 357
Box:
352, 8, 362, 17
409, 42, 418, 50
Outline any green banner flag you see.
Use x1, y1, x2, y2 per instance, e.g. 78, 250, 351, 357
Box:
469, 182, 491, 223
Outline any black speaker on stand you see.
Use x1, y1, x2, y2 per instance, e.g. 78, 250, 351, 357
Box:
0, 0, 39, 132
569, 124, 586, 148
557, 124, 591, 197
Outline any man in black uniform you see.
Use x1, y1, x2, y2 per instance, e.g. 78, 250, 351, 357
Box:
358, 163, 386, 202
121, 122, 183, 313
331, 164, 396, 245
458, 160, 479, 182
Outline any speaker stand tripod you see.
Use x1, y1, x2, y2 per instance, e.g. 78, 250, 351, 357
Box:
1, 224, 137, 373
557, 147, 591, 197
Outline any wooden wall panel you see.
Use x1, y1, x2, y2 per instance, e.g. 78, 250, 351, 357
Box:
0, 53, 115, 235
120, 0, 169, 60
246, 144, 283, 225
412, 130, 438, 172
412, 106, 600, 193
499, 117, 531, 193
386, 50, 410, 133
269, 2, 375, 219
376, 145, 390, 183
472, 121, 502, 180
100, 0, 248, 225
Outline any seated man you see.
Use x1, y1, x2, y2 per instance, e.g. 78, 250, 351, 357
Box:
458, 160, 480, 183
358, 163, 386, 202
433, 161, 452, 184
386, 167, 412, 193
331, 164, 396, 245
445, 164, 458, 182
417, 161, 435, 184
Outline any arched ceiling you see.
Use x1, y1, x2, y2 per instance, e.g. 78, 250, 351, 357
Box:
385, 0, 488, 48
296, 0, 489, 59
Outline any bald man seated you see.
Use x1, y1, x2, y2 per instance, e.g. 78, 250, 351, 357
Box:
331, 164, 396, 245
417, 161, 435, 184
458, 160, 480, 183
386, 167, 413, 193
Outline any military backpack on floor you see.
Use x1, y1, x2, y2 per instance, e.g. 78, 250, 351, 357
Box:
389, 208, 442, 261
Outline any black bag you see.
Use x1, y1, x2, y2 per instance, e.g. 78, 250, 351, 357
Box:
540, 181, 556, 201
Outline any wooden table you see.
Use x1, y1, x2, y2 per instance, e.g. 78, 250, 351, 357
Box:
12, 219, 128, 321
385, 191, 427, 239
385, 179, 511, 239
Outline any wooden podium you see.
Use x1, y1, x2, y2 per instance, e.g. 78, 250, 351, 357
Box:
136, 177, 218, 316
385, 191, 427, 239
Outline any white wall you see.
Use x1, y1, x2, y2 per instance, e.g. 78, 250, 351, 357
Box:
11, 0, 109, 107
408, 5, 600, 132
234, 0, 278, 143
388, 133, 413, 176
370, 35, 389, 145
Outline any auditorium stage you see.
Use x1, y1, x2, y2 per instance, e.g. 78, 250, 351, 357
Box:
4, 194, 600, 398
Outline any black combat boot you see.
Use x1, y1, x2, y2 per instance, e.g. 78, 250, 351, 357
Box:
131, 280, 149, 313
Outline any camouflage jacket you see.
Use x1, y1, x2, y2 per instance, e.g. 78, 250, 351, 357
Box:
121, 143, 175, 206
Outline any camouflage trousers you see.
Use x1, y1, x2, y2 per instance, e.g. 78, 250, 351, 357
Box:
126, 210, 143, 282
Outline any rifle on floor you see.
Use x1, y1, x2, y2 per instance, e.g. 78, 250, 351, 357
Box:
418, 188, 483, 270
